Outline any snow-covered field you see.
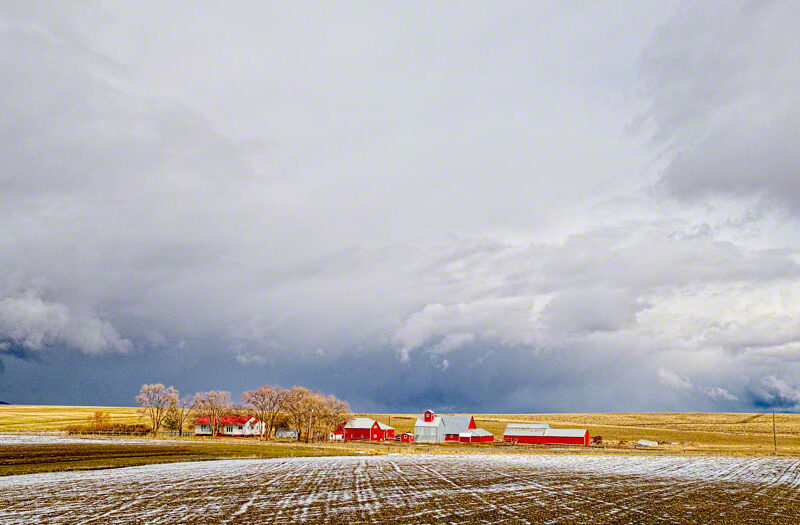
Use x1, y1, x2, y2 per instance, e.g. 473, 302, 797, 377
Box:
2, 453, 800, 523
0, 433, 163, 446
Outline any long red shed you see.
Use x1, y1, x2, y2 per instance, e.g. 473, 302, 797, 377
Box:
503, 423, 589, 446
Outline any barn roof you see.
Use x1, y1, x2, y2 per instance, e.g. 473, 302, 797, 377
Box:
544, 428, 587, 438
505, 423, 551, 430
504, 426, 547, 436
504, 425, 587, 438
345, 418, 394, 430
414, 416, 442, 428
463, 427, 493, 437
440, 415, 474, 434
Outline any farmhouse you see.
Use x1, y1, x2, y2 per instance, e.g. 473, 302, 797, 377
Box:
194, 415, 263, 437
340, 417, 395, 441
503, 423, 590, 446
414, 410, 494, 443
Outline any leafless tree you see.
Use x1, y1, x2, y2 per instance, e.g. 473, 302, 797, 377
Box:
192, 390, 232, 438
88, 410, 111, 432
282, 386, 351, 442
164, 395, 194, 437
318, 394, 350, 438
241, 385, 286, 440
282, 386, 312, 441
136, 383, 178, 437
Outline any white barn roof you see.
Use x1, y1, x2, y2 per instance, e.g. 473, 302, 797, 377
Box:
345, 417, 394, 430
504, 425, 586, 438
505, 423, 551, 430
414, 416, 442, 428
462, 427, 493, 437
440, 415, 474, 434
544, 428, 587, 438
504, 427, 547, 437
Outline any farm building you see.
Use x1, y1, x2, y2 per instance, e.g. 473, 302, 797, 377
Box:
399, 432, 415, 443
275, 428, 299, 440
193, 416, 263, 437
414, 410, 494, 443
340, 418, 395, 441
329, 428, 344, 441
503, 423, 589, 446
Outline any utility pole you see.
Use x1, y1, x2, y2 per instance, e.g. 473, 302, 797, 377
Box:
773, 409, 778, 455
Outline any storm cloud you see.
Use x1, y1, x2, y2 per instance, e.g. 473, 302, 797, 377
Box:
2, 1, 800, 411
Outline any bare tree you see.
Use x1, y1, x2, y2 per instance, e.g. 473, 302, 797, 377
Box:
281, 387, 352, 442
192, 391, 232, 438
164, 395, 194, 437
241, 385, 286, 440
88, 410, 112, 432
282, 386, 311, 441
318, 394, 350, 439
136, 383, 178, 437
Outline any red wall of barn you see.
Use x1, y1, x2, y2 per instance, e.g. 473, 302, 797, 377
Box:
345, 426, 390, 441
344, 428, 371, 441
503, 432, 589, 446
472, 435, 494, 443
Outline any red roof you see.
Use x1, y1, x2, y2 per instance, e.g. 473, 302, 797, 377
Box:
194, 415, 257, 425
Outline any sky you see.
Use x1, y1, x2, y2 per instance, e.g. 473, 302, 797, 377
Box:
2, 1, 800, 412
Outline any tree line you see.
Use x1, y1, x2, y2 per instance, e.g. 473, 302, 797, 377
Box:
136, 383, 350, 442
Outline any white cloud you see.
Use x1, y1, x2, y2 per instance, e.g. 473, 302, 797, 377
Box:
658, 367, 693, 392
703, 386, 738, 401
0, 294, 131, 355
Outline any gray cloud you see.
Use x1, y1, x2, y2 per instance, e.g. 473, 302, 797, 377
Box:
642, 0, 800, 210
1, 2, 800, 410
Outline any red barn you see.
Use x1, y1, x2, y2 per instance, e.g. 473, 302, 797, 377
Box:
341, 418, 395, 441
399, 432, 414, 443
503, 423, 589, 446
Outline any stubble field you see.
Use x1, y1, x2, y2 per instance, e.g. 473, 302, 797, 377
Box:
2, 453, 800, 523
4, 406, 800, 455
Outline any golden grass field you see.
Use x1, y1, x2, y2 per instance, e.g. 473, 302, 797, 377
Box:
2, 405, 800, 455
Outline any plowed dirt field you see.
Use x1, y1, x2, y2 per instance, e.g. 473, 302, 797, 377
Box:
1, 454, 800, 523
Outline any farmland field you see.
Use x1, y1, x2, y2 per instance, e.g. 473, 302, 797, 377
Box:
1, 453, 800, 523
4, 405, 800, 455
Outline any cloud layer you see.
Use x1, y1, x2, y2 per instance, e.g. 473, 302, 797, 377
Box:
2, 2, 800, 410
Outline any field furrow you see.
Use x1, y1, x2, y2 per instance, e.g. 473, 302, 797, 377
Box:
1, 454, 800, 523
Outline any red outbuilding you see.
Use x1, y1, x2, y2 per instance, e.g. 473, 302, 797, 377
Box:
503, 423, 589, 446
340, 418, 395, 441
399, 432, 415, 443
